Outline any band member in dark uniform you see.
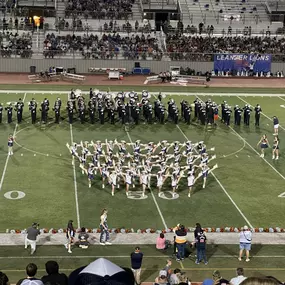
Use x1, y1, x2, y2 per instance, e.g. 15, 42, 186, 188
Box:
67, 100, 74, 124
254, 104, 262, 127
5, 104, 13, 123
0, 103, 3, 123
88, 102, 95, 124
53, 101, 61, 124
15, 98, 24, 123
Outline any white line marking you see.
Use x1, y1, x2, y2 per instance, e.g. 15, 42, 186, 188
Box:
0, 255, 284, 259
278, 192, 285, 198
0, 93, 26, 192
176, 124, 254, 229
222, 132, 246, 159
125, 131, 168, 229
237, 96, 285, 131
70, 123, 80, 228
68, 89, 81, 228
278, 96, 285, 102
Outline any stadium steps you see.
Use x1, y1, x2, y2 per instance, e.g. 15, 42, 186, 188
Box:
132, 0, 143, 20
56, 0, 66, 19
31, 30, 45, 59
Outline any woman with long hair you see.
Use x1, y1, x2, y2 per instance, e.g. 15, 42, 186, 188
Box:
99, 208, 112, 245
272, 136, 280, 160
65, 220, 75, 254
257, 134, 270, 158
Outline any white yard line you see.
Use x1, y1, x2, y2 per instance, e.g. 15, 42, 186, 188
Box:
176, 125, 254, 229
67, 90, 81, 228
278, 96, 285, 102
125, 131, 168, 229
0, 254, 284, 259
237, 96, 285, 131
0, 93, 27, 192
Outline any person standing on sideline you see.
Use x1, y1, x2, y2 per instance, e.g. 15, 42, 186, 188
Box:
238, 226, 252, 262
65, 220, 75, 254
254, 104, 262, 126
99, 208, 112, 245
273, 116, 279, 136
194, 228, 208, 265
25, 223, 40, 255
8, 134, 14, 156
173, 224, 187, 262
230, 268, 247, 285
130, 247, 143, 285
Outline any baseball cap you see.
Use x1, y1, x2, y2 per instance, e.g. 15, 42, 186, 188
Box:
159, 270, 167, 278
69, 258, 135, 285
20, 279, 44, 285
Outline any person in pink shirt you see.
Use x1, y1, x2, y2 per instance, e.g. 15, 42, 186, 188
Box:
156, 233, 166, 250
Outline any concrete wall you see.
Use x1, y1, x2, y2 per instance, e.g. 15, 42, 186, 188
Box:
0, 58, 284, 74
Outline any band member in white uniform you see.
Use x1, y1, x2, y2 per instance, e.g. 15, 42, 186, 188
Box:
123, 170, 132, 196
100, 164, 109, 189
109, 171, 117, 196
140, 171, 148, 197
187, 171, 195, 197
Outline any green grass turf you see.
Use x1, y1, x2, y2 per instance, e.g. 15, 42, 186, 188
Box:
0, 91, 285, 232
0, 245, 285, 283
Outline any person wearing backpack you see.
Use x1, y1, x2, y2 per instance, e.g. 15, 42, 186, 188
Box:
194, 229, 208, 265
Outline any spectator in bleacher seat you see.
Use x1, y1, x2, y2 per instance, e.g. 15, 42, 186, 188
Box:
65, 0, 134, 20
202, 270, 229, 285
240, 277, 280, 285
155, 270, 170, 285
230, 268, 247, 285
0, 271, 9, 285
41, 261, 68, 285
169, 268, 181, 285
16, 263, 44, 285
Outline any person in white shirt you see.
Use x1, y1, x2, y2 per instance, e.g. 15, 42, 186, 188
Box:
238, 226, 252, 262
230, 268, 247, 285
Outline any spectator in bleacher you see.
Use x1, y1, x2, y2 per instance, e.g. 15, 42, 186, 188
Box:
169, 268, 181, 285
16, 263, 44, 285
154, 270, 170, 285
0, 271, 9, 285
41, 261, 68, 285
240, 277, 279, 285
202, 270, 229, 285
230, 268, 247, 285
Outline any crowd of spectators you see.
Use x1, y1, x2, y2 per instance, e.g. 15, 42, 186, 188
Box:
43, 32, 162, 60
0, 31, 33, 58
65, 0, 134, 20
166, 35, 285, 61
55, 18, 152, 34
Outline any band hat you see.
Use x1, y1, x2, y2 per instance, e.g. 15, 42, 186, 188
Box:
243, 225, 249, 230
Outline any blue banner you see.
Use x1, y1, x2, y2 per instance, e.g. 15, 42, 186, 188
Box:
214, 54, 272, 73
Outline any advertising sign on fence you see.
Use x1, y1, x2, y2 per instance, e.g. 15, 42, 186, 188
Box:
214, 54, 272, 73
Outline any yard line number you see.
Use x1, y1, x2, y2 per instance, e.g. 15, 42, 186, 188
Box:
4, 191, 25, 200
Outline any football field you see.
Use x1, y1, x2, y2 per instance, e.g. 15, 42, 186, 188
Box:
0, 87, 284, 233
